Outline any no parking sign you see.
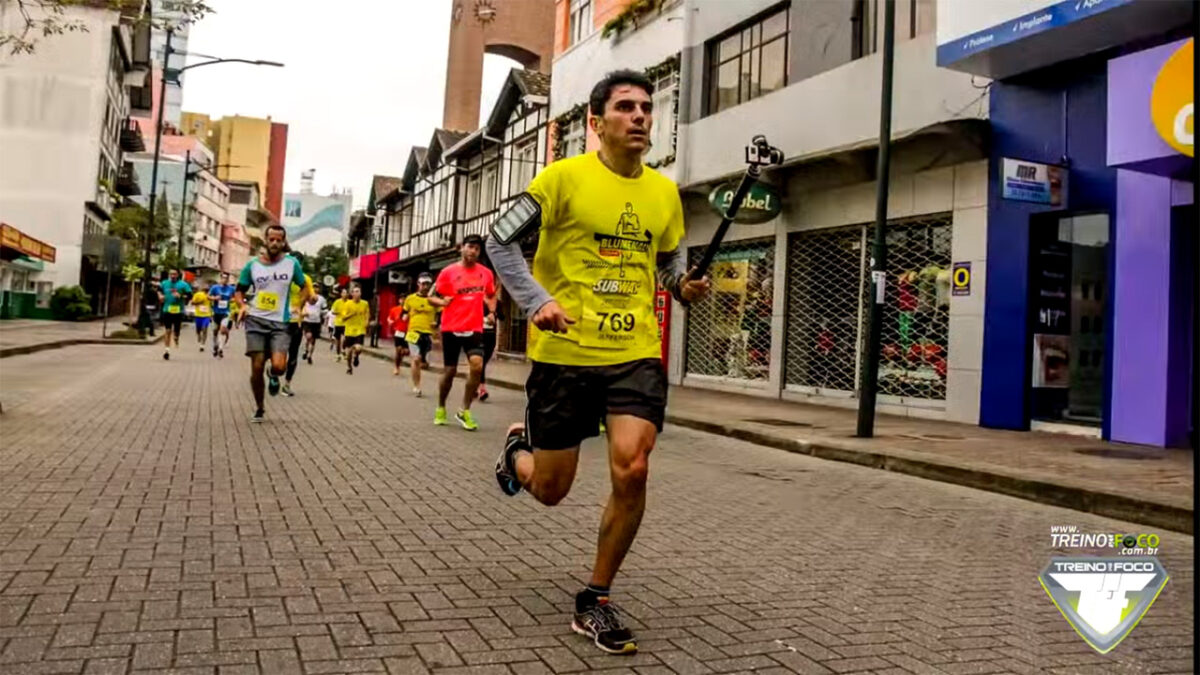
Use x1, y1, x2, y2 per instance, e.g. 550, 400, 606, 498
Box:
952, 262, 971, 297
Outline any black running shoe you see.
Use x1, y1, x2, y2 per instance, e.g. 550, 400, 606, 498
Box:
251, 409, 265, 423
494, 428, 527, 497
353, 353, 360, 367
163, 351, 169, 360
572, 599, 637, 654
268, 374, 281, 396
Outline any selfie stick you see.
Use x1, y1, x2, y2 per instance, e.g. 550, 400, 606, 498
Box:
691, 135, 784, 280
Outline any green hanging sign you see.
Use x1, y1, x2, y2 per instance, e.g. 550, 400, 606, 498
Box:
707, 181, 783, 224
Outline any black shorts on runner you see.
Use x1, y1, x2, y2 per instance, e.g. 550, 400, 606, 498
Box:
343, 334, 364, 348
161, 312, 184, 335
407, 333, 433, 360
393, 335, 409, 350
302, 321, 322, 339
442, 331, 484, 366
525, 358, 667, 450
213, 313, 228, 328
333, 326, 346, 339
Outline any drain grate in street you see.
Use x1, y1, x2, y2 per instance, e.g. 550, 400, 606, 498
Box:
1074, 448, 1163, 461
744, 418, 813, 428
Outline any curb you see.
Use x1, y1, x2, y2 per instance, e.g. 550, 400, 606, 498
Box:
329, 341, 1195, 534
0, 334, 165, 359
663, 415, 1193, 535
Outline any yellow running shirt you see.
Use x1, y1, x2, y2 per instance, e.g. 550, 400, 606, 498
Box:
402, 294, 437, 339
331, 298, 346, 326
288, 277, 314, 324
191, 291, 212, 318
341, 299, 370, 337
526, 152, 683, 366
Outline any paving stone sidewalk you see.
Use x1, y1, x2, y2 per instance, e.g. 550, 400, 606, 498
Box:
352, 341, 1194, 533
0, 318, 156, 358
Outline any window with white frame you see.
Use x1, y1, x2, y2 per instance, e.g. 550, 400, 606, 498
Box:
512, 137, 538, 195
646, 68, 679, 166
466, 172, 482, 218
481, 164, 499, 213
562, 117, 586, 159
569, 0, 592, 46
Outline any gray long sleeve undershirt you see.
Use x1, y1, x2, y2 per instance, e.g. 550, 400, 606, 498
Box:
487, 236, 690, 318
486, 237, 553, 319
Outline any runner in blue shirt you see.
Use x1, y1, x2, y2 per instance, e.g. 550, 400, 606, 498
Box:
158, 269, 193, 360
208, 272, 236, 358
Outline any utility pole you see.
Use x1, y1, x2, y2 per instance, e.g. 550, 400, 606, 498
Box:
856, 0, 896, 438
138, 28, 173, 333
178, 149, 191, 260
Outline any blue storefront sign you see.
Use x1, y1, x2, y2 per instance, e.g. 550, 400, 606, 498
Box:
1001, 158, 1065, 206
937, 0, 1137, 67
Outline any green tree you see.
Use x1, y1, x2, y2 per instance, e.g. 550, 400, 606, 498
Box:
304, 245, 349, 287
108, 200, 171, 245
1, 0, 212, 55
158, 249, 185, 276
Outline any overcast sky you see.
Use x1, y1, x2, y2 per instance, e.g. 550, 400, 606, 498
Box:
181, 0, 516, 207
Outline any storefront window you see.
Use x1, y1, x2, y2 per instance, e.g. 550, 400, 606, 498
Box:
686, 238, 775, 382
785, 214, 953, 400
1029, 213, 1110, 425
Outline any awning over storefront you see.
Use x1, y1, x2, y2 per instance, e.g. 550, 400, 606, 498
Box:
378, 247, 400, 268
357, 252, 379, 279
0, 223, 56, 263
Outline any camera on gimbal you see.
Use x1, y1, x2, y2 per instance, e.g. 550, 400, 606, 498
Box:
745, 135, 784, 168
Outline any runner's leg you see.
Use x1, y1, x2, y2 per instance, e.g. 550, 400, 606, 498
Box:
249, 352, 267, 412
590, 414, 655, 588
410, 352, 423, 390
513, 444, 581, 506
283, 324, 302, 394
463, 354, 483, 411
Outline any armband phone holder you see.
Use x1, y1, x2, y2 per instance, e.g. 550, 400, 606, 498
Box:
490, 193, 541, 246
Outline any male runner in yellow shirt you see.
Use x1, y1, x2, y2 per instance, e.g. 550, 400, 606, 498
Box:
340, 285, 370, 375
190, 284, 213, 352
487, 70, 710, 654
281, 251, 315, 396
330, 287, 349, 361
402, 274, 439, 396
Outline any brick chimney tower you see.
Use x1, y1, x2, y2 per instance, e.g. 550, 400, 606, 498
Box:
443, 0, 555, 131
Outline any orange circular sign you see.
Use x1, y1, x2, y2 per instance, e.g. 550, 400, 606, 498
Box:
1150, 39, 1193, 157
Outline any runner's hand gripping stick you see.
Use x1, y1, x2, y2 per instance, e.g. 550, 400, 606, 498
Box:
690, 135, 784, 280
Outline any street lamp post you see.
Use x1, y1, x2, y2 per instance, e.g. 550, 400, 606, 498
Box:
136, 27, 283, 335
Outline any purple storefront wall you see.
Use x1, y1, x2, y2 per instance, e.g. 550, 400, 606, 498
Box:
1107, 39, 1194, 447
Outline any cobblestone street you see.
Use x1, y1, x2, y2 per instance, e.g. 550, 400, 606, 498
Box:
0, 343, 1193, 674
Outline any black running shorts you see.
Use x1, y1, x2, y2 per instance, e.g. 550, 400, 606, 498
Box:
442, 331, 484, 366
343, 334, 364, 348
525, 358, 667, 450
333, 326, 346, 339
161, 311, 184, 334
302, 321, 322, 339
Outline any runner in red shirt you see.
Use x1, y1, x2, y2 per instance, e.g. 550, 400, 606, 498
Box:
428, 234, 497, 430
387, 298, 409, 376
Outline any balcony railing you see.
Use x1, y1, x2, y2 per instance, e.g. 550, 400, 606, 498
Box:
409, 223, 456, 259
115, 162, 140, 196
120, 118, 145, 152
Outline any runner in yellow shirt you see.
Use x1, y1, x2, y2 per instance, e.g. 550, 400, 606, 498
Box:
281, 252, 315, 396
191, 284, 214, 353
486, 70, 711, 655
330, 288, 349, 361
340, 285, 371, 375
401, 273, 439, 396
